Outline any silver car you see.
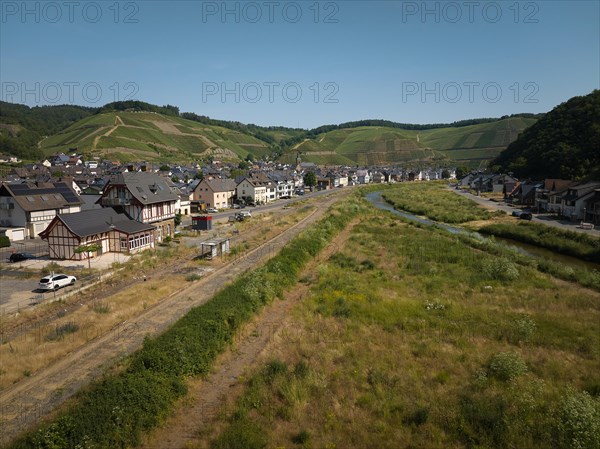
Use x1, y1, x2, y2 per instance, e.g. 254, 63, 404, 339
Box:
38, 274, 77, 290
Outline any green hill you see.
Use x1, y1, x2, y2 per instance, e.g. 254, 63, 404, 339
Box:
491, 90, 600, 180
1, 99, 538, 166
39, 111, 273, 163
286, 116, 537, 166
0, 102, 95, 159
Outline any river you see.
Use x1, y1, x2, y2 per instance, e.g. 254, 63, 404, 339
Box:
365, 191, 600, 272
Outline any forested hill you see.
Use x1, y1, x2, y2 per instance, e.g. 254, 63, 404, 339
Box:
0, 102, 96, 158
490, 90, 600, 180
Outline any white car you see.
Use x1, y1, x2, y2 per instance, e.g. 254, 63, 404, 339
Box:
38, 274, 77, 290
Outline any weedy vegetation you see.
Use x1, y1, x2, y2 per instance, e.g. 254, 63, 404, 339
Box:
382, 181, 502, 223
8, 198, 366, 449
207, 197, 600, 449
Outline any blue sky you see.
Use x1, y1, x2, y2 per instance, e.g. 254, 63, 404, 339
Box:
1, 1, 598, 128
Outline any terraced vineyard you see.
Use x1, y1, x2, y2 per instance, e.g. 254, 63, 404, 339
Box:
287, 117, 536, 166
39, 111, 272, 163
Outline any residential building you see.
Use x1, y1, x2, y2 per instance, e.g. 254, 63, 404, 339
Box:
98, 172, 178, 242
535, 179, 574, 213
192, 178, 237, 209
268, 172, 296, 199
356, 169, 371, 184
236, 177, 268, 204
0, 181, 82, 241
560, 182, 600, 220
583, 189, 600, 224
39, 208, 155, 260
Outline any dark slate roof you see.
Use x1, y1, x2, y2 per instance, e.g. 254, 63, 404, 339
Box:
45, 208, 154, 238
205, 178, 237, 192
0, 181, 82, 212
108, 172, 179, 205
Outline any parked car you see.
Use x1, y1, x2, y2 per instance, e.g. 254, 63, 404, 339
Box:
239, 210, 252, 218
206, 207, 219, 213
38, 274, 77, 291
519, 212, 533, 220
8, 252, 37, 263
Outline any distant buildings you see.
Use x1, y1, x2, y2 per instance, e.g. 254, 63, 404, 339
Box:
0, 150, 468, 253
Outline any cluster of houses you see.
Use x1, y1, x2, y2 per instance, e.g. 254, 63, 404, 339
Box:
0, 152, 459, 261
459, 173, 600, 224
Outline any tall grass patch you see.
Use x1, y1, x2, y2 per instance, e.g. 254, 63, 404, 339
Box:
480, 221, 600, 263
382, 182, 495, 223
209, 205, 600, 449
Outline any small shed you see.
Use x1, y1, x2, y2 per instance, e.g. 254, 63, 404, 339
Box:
200, 237, 230, 259
192, 215, 213, 231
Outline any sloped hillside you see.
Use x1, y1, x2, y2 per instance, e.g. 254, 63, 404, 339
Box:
40, 111, 273, 163
287, 116, 537, 166
491, 90, 600, 179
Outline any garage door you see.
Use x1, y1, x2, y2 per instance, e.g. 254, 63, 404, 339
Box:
11, 229, 25, 241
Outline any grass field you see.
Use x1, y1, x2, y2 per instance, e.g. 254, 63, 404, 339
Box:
208, 197, 600, 449
479, 222, 600, 263
382, 182, 501, 223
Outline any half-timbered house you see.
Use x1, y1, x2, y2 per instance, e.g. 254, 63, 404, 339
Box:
98, 173, 178, 242
39, 208, 155, 260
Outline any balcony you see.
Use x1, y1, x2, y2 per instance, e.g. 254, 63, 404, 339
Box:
102, 197, 131, 206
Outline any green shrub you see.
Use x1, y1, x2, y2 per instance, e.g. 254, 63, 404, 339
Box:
46, 322, 79, 342
459, 392, 508, 446
0, 235, 10, 248
41, 262, 62, 275
291, 430, 311, 444
293, 361, 309, 379
481, 257, 520, 281
91, 301, 111, 314
513, 316, 536, 342
211, 419, 267, 449
488, 352, 528, 381
262, 360, 288, 384
402, 407, 429, 426
554, 389, 600, 449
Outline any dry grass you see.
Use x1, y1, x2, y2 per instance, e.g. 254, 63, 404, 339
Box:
204, 206, 600, 449
0, 273, 189, 388
0, 202, 320, 390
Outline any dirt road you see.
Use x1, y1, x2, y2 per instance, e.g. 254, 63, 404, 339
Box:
0, 191, 347, 446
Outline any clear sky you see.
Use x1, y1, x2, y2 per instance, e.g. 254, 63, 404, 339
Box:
1, 1, 598, 128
